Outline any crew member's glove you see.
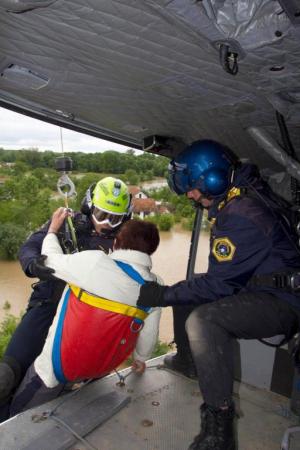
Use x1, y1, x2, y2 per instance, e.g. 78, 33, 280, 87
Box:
137, 281, 167, 308
28, 255, 56, 281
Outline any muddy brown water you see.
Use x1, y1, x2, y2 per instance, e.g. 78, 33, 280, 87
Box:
0, 228, 210, 343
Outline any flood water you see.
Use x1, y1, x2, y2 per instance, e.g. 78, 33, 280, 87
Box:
0, 228, 210, 342
141, 178, 167, 190
0, 261, 34, 320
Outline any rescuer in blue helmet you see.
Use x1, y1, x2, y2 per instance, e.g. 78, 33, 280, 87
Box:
165, 139, 237, 380
168, 139, 234, 198
137, 138, 300, 450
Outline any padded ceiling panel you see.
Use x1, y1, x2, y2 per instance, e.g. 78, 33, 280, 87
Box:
0, 0, 299, 170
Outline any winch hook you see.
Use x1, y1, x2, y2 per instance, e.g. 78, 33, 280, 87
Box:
55, 156, 77, 199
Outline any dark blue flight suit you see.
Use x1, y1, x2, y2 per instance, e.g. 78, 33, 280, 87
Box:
164, 164, 300, 407
0, 213, 114, 420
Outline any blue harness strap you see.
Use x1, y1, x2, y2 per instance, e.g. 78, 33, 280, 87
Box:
115, 260, 151, 317
52, 288, 70, 384
115, 260, 145, 285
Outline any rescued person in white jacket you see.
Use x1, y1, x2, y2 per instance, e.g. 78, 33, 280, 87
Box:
9, 208, 162, 416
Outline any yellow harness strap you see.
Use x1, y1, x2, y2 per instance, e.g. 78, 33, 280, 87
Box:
69, 284, 148, 321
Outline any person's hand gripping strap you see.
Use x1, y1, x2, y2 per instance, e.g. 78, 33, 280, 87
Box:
28, 255, 56, 281
137, 281, 167, 308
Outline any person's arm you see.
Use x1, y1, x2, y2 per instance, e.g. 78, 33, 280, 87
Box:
163, 209, 271, 305
18, 221, 56, 280
42, 233, 98, 287
133, 307, 162, 366
138, 202, 272, 307
18, 222, 49, 275
42, 207, 106, 288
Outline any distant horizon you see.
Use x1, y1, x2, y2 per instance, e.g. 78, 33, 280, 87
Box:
0, 107, 143, 154
0, 145, 137, 155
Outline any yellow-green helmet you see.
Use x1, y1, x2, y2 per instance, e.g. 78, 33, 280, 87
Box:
92, 177, 130, 214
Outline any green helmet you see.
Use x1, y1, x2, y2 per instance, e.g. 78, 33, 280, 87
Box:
92, 177, 130, 214
91, 177, 131, 228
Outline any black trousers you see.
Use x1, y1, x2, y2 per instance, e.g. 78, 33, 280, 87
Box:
172, 305, 196, 354
4, 302, 58, 379
185, 292, 300, 409
10, 364, 64, 418
0, 302, 58, 422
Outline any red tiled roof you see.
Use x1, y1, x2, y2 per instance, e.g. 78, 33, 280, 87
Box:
132, 198, 157, 213
128, 185, 141, 196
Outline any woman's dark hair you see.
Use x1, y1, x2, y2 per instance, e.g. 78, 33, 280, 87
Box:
114, 219, 160, 255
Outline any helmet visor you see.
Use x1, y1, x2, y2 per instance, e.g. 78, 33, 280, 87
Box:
92, 206, 125, 228
168, 161, 191, 195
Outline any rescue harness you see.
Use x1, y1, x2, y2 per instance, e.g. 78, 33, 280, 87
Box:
52, 260, 150, 384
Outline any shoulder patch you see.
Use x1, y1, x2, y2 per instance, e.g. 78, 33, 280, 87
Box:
212, 237, 236, 262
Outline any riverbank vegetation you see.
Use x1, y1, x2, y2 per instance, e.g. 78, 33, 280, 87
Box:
143, 186, 210, 233
0, 313, 20, 360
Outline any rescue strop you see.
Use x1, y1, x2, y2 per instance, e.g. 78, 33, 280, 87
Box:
52, 260, 150, 383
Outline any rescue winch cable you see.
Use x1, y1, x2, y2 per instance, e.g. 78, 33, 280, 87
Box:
55, 128, 78, 253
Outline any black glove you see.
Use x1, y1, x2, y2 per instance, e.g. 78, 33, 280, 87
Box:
137, 281, 167, 308
28, 255, 56, 281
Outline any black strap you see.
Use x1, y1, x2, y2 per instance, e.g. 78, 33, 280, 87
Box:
249, 271, 300, 291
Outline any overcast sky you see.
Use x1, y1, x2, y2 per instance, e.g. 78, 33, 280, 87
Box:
0, 107, 142, 154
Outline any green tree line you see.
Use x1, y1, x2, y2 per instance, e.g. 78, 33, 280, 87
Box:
0, 147, 168, 178
0, 147, 170, 259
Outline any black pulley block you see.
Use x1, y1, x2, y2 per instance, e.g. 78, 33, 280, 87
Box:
55, 156, 73, 172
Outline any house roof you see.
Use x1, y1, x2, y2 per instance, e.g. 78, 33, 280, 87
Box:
132, 198, 156, 213
128, 186, 141, 196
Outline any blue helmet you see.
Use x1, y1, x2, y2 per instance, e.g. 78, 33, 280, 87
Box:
168, 139, 234, 197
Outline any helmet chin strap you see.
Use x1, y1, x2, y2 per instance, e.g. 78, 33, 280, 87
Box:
97, 227, 115, 238
230, 167, 235, 185
193, 201, 204, 210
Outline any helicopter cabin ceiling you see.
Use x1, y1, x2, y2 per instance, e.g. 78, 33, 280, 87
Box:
0, 0, 300, 172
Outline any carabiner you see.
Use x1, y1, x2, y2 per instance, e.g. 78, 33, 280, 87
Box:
130, 320, 144, 333
57, 173, 76, 198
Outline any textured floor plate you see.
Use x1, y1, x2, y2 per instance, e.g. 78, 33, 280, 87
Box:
1, 356, 300, 450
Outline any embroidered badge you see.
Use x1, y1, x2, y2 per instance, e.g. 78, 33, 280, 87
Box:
212, 237, 236, 262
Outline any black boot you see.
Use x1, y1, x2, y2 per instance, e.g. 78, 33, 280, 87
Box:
0, 362, 15, 401
188, 403, 236, 450
164, 351, 197, 379
0, 357, 21, 401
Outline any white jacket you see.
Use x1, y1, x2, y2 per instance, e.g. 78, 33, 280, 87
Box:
34, 233, 162, 387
